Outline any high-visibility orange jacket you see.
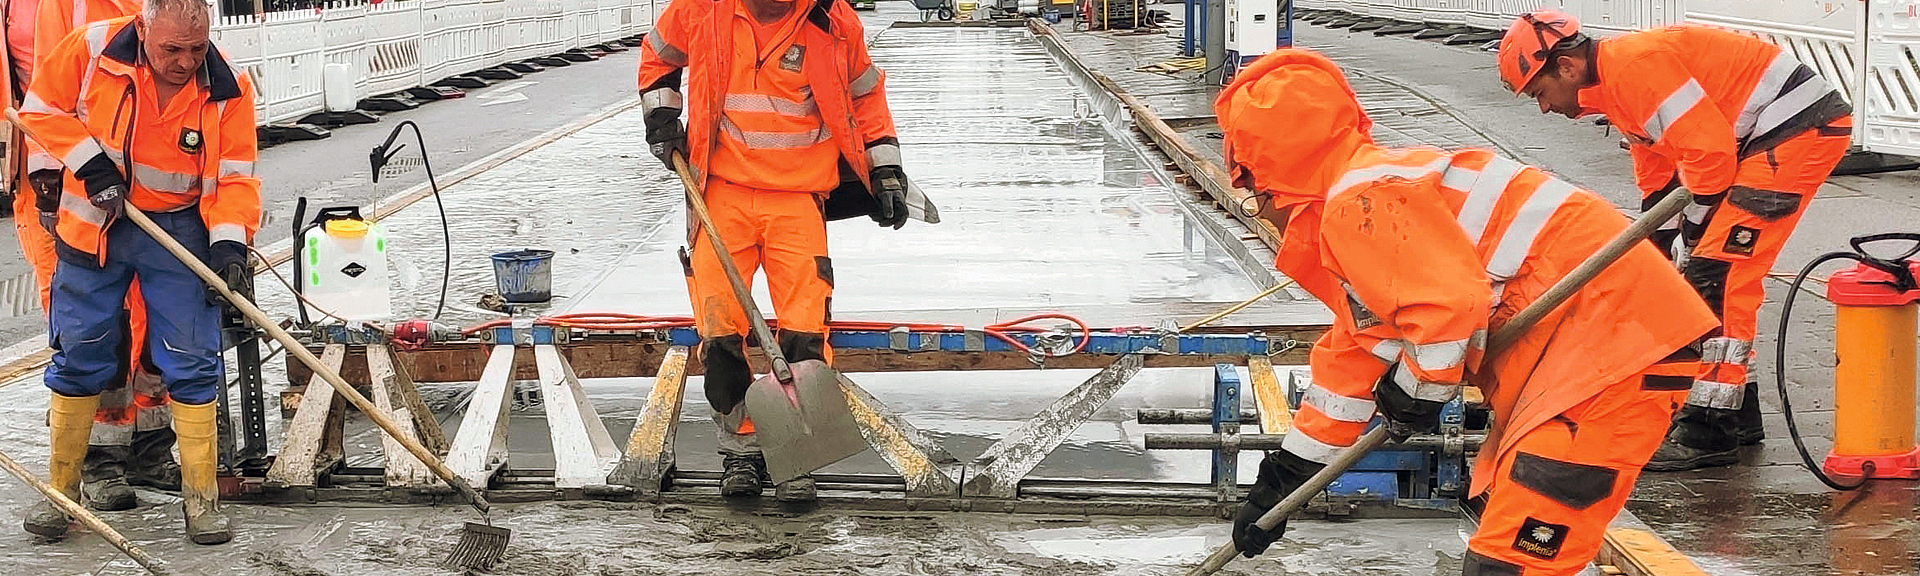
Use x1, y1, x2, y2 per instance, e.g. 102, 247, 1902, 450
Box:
21, 16, 260, 260
1217, 50, 1718, 496
637, 0, 898, 191
1578, 25, 1850, 198
19, 0, 137, 174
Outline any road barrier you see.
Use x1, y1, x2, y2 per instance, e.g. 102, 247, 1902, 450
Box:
213, 0, 656, 126
1296, 0, 1920, 157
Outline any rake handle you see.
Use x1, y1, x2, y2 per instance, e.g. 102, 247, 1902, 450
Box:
0, 449, 176, 576
1186, 187, 1696, 576
4, 108, 490, 514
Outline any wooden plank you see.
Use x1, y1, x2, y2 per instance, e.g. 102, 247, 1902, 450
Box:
838, 373, 962, 497
446, 345, 517, 489
535, 345, 620, 489
367, 345, 438, 489
606, 346, 690, 494
963, 354, 1146, 498
1598, 527, 1710, 576
385, 347, 450, 455
265, 344, 346, 488
1246, 356, 1292, 435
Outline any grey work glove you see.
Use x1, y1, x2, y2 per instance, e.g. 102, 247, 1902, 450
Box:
869, 165, 909, 229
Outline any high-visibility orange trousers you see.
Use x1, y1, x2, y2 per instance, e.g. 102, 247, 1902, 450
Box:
685, 178, 834, 455
1464, 373, 1677, 575
1679, 117, 1851, 409
14, 189, 161, 435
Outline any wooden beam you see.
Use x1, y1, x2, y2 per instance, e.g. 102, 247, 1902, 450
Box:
446, 345, 517, 489
265, 345, 346, 488
1598, 526, 1709, 576
839, 372, 963, 497
1246, 356, 1292, 435
606, 346, 691, 495
368, 345, 439, 489
535, 345, 620, 489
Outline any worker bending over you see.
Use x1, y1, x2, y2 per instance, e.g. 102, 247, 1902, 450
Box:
1218, 50, 1717, 575
19, 0, 258, 544
1499, 10, 1851, 471
14, 0, 180, 517
638, 0, 932, 500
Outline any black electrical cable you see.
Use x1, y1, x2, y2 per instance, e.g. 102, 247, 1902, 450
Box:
371, 120, 452, 320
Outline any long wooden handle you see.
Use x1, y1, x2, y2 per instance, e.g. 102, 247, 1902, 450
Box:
1186, 186, 1696, 576
0, 450, 176, 576
669, 155, 793, 384
3, 108, 490, 514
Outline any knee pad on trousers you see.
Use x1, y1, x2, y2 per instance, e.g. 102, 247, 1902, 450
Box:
778, 331, 827, 364
702, 335, 752, 415
1682, 256, 1732, 316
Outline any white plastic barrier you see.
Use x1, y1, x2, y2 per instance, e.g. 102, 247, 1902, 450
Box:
214, 0, 653, 126
1863, 0, 1920, 155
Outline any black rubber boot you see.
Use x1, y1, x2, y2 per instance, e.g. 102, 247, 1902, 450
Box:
775, 476, 818, 502
1645, 405, 1740, 472
128, 427, 182, 490
82, 445, 137, 512
719, 453, 767, 498
1737, 382, 1764, 446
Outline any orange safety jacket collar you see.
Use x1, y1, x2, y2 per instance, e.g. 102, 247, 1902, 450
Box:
96, 23, 244, 103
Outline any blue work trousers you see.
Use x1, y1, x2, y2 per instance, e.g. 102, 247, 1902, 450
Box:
46, 207, 222, 405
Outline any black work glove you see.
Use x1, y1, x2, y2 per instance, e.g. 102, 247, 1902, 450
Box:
1371, 364, 1450, 442
27, 169, 62, 215
644, 111, 688, 171
72, 153, 128, 223
868, 165, 909, 229
205, 240, 251, 305
1233, 449, 1324, 558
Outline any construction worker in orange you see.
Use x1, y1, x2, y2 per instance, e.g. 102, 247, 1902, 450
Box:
18, 0, 259, 544
638, 0, 936, 501
1499, 10, 1852, 471
16, 0, 181, 519
1216, 49, 1717, 575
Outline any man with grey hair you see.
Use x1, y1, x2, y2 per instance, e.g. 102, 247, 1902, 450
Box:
19, 0, 258, 544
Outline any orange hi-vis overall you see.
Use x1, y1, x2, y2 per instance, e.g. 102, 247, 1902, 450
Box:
1216, 50, 1718, 576
1581, 25, 1851, 410
638, 0, 897, 454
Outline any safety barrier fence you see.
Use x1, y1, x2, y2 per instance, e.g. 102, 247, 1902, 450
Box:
1295, 0, 1920, 157
212, 0, 657, 126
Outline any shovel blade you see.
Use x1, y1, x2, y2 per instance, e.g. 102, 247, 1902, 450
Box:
744, 360, 868, 483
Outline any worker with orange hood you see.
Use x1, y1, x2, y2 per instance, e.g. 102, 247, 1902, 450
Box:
1217, 49, 1716, 575
1498, 10, 1851, 471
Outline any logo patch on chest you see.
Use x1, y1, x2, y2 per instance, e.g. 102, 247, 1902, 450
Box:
780, 45, 806, 72
179, 128, 203, 154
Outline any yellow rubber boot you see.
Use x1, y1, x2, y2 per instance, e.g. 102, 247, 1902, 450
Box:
172, 400, 231, 545
23, 393, 100, 538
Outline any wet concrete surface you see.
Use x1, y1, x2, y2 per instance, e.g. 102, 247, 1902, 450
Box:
1058, 14, 1920, 574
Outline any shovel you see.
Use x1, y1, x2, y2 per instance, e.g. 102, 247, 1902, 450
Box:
669, 156, 868, 484
3, 109, 509, 571
1183, 186, 1697, 576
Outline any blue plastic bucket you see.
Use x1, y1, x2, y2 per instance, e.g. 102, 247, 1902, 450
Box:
491, 249, 555, 303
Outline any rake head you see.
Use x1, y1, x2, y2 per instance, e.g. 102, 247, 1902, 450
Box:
443, 521, 511, 570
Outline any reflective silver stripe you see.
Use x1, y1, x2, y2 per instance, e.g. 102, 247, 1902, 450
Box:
1280, 428, 1350, 464
1300, 384, 1377, 423
641, 88, 683, 114
1682, 200, 1711, 225
219, 160, 255, 177
61, 139, 107, 170
1643, 79, 1705, 143
133, 163, 201, 194
849, 66, 882, 97
718, 116, 833, 150
867, 143, 901, 167
83, 22, 109, 56
1750, 74, 1832, 140
1686, 379, 1745, 409
646, 33, 687, 66
1369, 339, 1401, 364
1409, 339, 1469, 373
723, 93, 817, 117
27, 152, 60, 171
1734, 53, 1797, 139
1439, 165, 1478, 191
1486, 177, 1575, 280
1656, 211, 1681, 232
1454, 157, 1525, 245
1327, 156, 1451, 199
209, 223, 248, 245
19, 93, 58, 115
1393, 364, 1460, 402
60, 192, 106, 225
1700, 336, 1752, 365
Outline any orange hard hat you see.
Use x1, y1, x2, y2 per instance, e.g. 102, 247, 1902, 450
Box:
1497, 9, 1582, 94
1214, 48, 1373, 211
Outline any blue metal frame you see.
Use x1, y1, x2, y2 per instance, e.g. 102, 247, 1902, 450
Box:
662, 327, 1282, 356
1182, 0, 1201, 57
1211, 364, 1242, 495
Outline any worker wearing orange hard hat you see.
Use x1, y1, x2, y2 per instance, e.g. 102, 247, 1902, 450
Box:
1216, 48, 1717, 575
1498, 10, 1852, 471
638, 0, 937, 502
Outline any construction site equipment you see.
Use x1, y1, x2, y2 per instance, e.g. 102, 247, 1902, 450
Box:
491, 249, 556, 304
914, 0, 957, 22
299, 214, 394, 322
1184, 182, 1698, 576
1084, 0, 1147, 30
1774, 233, 1920, 487
0, 450, 174, 576
1222, 0, 1288, 81
670, 155, 868, 484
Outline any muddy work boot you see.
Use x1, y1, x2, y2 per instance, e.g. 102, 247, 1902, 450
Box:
82, 444, 138, 511
1736, 382, 1765, 446
775, 475, 818, 502
173, 400, 231, 545
1645, 405, 1740, 472
719, 453, 768, 498
24, 393, 102, 538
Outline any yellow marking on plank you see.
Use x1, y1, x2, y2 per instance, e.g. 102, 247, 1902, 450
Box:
1248, 356, 1292, 434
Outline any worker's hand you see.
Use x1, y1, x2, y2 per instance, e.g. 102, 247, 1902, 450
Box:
1233, 449, 1324, 558
205, 240, 251, 304
868, 165, 910, 229
87, 183, 126, 223
28, 170, 63, 215
1371, 364, 1450, 442
644, 115, 688, 171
